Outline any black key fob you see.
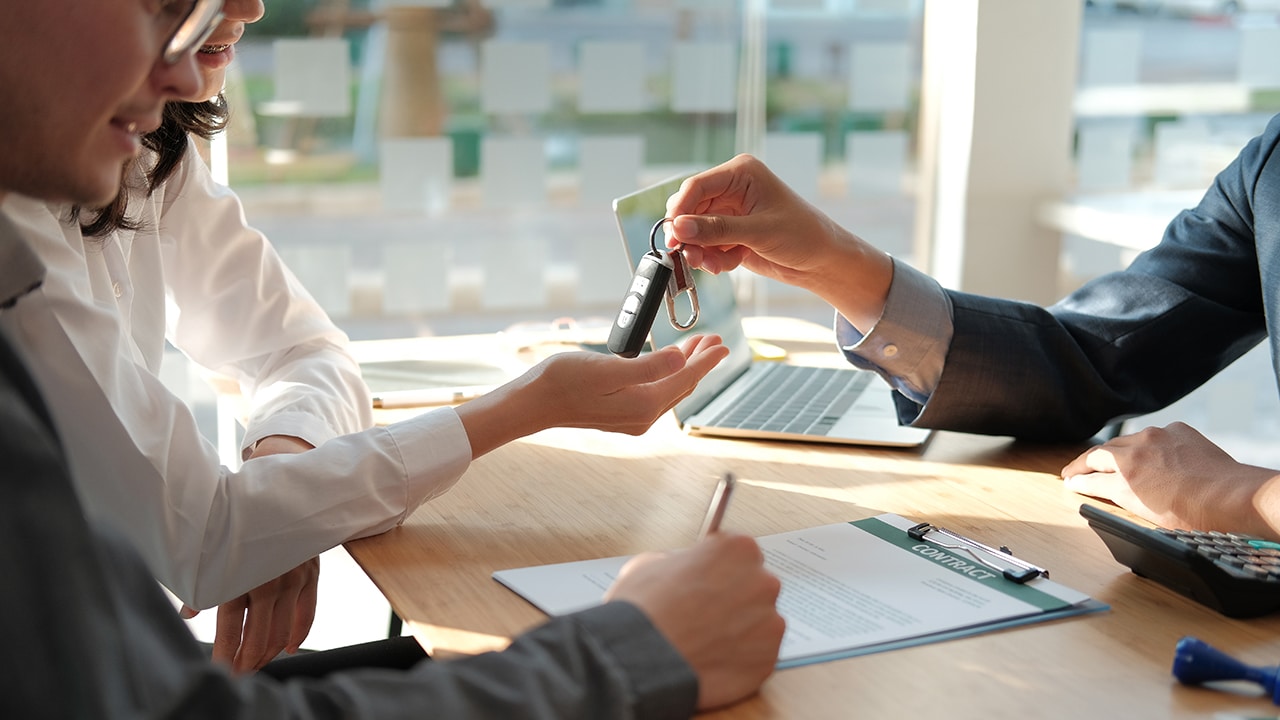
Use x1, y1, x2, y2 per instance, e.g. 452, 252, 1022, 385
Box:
607, 250, 673, 358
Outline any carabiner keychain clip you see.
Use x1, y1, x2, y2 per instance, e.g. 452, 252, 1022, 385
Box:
650, 218, 699, 331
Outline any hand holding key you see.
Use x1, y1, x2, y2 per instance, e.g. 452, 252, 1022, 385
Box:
608, 218, 700, 358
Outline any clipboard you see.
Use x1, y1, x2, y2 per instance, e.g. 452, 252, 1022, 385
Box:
493, 513, 1108, 669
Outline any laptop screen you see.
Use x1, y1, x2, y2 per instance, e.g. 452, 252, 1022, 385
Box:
611, 175, 752, 421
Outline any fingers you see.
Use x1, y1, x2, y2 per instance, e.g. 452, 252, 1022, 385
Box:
666, 153, 772, 219
649, 338, 729, 404
677, 333, 723, 359
212, 560, 321, 673
287, 559, 321, 654
625, 344, 688, 384
1060, 444, 1119, 480
232, 588, 290, 673
1062, 471, 1125, 499
211, 595, 249, 668
179, 604, 199, 620
612, 531, 784, 710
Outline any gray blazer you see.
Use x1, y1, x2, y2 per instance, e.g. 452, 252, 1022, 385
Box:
901, 113, 1280, 442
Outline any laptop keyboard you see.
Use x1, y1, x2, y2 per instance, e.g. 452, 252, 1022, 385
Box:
706, 365, 874, 436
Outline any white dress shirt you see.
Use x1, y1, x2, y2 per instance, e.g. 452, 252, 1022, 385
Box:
0, 141, 471, 609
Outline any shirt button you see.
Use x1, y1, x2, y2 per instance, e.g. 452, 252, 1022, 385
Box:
113, 282, 123, 298
883, 344, 899, 358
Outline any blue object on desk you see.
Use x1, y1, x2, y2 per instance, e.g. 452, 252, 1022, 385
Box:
1172, 636, 1280, 705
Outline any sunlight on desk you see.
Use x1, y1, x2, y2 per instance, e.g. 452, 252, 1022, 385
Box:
406, 622, 511, 658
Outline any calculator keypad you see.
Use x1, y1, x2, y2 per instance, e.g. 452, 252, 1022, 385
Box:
1159, 529, 1280, 582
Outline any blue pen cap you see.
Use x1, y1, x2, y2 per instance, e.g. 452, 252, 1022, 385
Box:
1172, 636, 1280, 705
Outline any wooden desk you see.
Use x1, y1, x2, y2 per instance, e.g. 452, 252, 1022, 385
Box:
345, 330, 1280, 719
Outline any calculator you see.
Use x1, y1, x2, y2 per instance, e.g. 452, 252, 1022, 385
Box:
1080, 503, 1280, 618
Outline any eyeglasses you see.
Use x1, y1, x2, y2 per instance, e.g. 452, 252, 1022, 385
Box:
164, 0, 225, 65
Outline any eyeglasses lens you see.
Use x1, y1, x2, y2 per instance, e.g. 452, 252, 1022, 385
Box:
164, 0, 225, 65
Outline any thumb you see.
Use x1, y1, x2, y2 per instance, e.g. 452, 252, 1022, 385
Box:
1063, 473, 1112, 497
670, 213, 759, 248
626, 346, 686, 383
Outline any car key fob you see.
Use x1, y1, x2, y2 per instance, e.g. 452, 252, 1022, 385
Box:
607, 250, 673, 358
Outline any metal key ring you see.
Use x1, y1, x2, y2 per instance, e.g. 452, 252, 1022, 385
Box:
651, 216, 699, 330
649, 217, 674, 255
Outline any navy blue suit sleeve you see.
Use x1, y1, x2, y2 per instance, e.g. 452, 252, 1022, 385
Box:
900, 113, 1280, 441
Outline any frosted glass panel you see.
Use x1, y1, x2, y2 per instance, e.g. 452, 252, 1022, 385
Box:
1153, 120, 1211, 189
675, 0, 735, 10
762, 133, 823, 202
846, 130, 907, 196
769, 0, 824, 10
574, 218, 634, 306
579, 135, 645, 205
859, 0, 912, 11
671, 42, 738, 113
481, 137, 547, 207
1080, 29, 1141, 87
1076, 122, 1135, 192
380, 138, 453, 214
480, 236, 548, 308
488, 0, 552, 8
1239, 27, 1280, 88
579, 42, 648, 113
376, 0, 451, 7
482, 41, 552, 115
848, 43, 910, 113
383, 242, 451, 314
271, 38, 351, 117
278, 246, 351, 316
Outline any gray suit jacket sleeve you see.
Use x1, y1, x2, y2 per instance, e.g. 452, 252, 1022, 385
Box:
0, 328, 696, 720
897, 113, 1280, 442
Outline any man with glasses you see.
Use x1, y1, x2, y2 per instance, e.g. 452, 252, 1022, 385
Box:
0, 2, 783, 716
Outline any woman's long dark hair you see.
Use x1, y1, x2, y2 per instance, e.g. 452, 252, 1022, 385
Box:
74, 96, 230, 237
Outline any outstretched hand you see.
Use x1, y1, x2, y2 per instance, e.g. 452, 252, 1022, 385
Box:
535, 333, 729, 434
456, 334, 729, 458
1061, 422, 1280, 540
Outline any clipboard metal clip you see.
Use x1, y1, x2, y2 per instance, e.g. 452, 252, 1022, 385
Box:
907, 522, 1049, 584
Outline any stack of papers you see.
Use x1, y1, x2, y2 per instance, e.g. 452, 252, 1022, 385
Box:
494, 513, 1107, 668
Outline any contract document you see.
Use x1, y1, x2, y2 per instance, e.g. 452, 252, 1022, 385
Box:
494, 513, 1107, 668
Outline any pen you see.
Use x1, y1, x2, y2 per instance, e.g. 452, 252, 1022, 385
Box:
697, 472, 736, 540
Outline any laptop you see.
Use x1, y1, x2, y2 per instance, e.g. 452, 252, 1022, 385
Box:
611, 175, 931, 448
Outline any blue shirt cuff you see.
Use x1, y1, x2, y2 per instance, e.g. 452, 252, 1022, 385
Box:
835, 258, 953, 405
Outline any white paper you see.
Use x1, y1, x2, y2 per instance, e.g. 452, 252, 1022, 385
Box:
495, 513, 1094, 665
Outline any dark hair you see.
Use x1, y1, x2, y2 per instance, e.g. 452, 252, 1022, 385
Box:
73, 96, 230, 237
